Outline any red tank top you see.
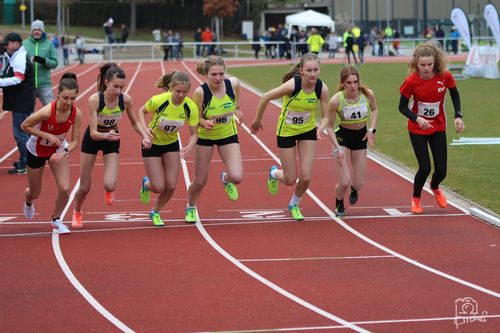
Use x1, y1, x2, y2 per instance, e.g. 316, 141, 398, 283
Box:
27, 102, 77, 157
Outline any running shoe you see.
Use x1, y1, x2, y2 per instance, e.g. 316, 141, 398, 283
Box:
8, 167, 26, 175
349, 188, 359, 205
185, 207, 198, 223
267, 165, 278, 195
432, 188, 448, 208
150, 210, 164, 227
139, 176, 150, 205
288, 204, 304, 221
52, 219, 70, 234
335, 203, 346, 217
105, 191, 115, 206
71, 210, 83, 229
411, 197, 423, 214
23, 202, 35, 219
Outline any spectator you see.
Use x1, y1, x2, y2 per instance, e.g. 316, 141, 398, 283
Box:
252, 32, 261, 59
369, 27, 379, 56
51, 33, 60, 49
435, 25, 445, 49
120, 24, 129, 44
103, 17, 115, 44
0, 32, 36, 174
306, 28, 325, 55
345, 30, 358, 65
326, 31, 338, 58
201, 27, 213, 56
193, 28, 202, 57
450, 26, 459, 54
23, 20, 58, 106
61, 36, 69, 65
75, 33, 86, 64
392, 29, 401, 55
356, 31, 367, 64
162, 30, 173, 61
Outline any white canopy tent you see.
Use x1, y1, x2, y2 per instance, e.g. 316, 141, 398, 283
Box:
285, 10, 335, 36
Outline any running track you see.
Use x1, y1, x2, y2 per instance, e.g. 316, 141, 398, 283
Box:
0, 59, 498, 333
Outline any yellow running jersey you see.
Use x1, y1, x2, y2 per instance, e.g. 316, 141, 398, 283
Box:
198, 79, 238, 140
145, 92, 199, 145
336, 91, 370, 125
276, 77, 322, 137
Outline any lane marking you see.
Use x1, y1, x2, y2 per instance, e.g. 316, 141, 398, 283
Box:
239, 255, 395, 262
233, 77, 500, 299
50, 62, 145, 333
197, 314, 500, 332
181, 61, 369, 333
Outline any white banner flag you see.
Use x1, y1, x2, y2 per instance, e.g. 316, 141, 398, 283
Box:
451, 8, 472, 49
484, 4, 500, 48
466, 46, 500, 79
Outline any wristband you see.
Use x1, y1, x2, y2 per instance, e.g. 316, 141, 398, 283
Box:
64, 148, 69, 157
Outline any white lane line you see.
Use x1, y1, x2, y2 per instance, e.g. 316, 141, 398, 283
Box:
181, 61, 369, 333
197, 314, 500, 333
0, 147, 18, 164
50, 62, 145, 333
233, 78, 500, 299
239, 255, 395, 262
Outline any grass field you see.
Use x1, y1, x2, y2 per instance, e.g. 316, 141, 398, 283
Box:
229, 62, 500, 215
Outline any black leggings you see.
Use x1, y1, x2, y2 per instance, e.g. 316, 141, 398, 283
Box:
409, 131, 447, 198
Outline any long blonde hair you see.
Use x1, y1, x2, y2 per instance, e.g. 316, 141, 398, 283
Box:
195, 55, 225, 76
282, 52, 320, 83
409, 42, 447, 75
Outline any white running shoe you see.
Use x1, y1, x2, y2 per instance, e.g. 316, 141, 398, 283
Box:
23, 202, 35, 219
51, 219, 71, 234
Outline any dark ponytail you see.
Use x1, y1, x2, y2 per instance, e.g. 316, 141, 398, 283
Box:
59, 72, 79, 93
97, 63, 126, 93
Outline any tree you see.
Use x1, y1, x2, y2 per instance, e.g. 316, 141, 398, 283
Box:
203, 0, 239, 49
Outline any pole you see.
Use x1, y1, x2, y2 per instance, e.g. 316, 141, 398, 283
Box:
57, 0, 62, 37
30, 0, 34, 23
21, 0, 26, 29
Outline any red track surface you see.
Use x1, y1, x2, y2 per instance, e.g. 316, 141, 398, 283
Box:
0, 58, 498, 333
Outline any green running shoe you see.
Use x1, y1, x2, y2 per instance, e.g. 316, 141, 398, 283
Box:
224, 182, 239, 201
150, 210, 164, 226
185, 207, 198, 223
288, 204, 304, 221
267, 165, 278, 195
140, 176, 150, 205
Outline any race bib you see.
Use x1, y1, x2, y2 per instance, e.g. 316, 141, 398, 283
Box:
40, 133, 66, 147
342, 104, 369, 121
158, 118, 184, 133
212, 112, 233, 125
417, 101, 440, 118
286, 110, 310, 125
97, 113, 122, 127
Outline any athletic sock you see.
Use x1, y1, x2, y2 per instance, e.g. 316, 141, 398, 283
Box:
289, 193, 302, 206
270, 168, 278, 179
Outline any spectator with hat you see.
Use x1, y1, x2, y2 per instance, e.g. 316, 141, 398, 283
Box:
0, 32, 36, 174
23, 19, 58, 106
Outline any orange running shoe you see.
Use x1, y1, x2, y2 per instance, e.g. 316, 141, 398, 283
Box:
105, 191, 115, 206
71, 210, 83, 229
432, 188, 448, 208
411, 197, 423, 214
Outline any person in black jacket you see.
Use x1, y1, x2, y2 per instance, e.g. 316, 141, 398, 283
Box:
0, 32, 35, 174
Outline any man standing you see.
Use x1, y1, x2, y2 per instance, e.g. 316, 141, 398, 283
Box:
22, 20, 58, 106
0, 32, 35, 174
